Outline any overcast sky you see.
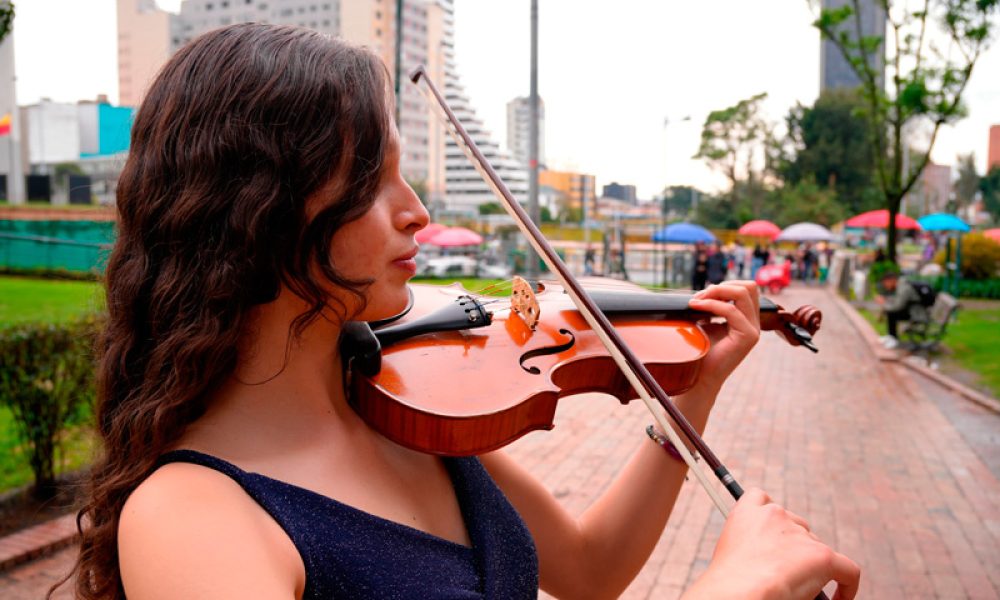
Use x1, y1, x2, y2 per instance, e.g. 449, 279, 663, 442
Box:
10, 0, 1000, 197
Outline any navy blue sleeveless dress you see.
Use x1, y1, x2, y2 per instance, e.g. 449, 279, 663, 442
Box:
156, 450, 538, 599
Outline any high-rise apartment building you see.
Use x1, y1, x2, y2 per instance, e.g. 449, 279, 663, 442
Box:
435, 0, 526, 216
819, 0, 886, 92
117, 0, 172, 108
116, 0, 512, 215
910, 162, 952, 215
506, 96, 544, 167
989, 125, 1000, 172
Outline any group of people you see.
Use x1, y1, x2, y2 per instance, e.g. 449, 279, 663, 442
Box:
52, 24, 860, 600
691, 241, 834, 291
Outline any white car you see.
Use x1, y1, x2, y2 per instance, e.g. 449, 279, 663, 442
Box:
419, 256, 511, 279
420, 256, 478, 278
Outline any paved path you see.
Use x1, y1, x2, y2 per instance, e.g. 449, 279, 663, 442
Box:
3, 285, 999, 599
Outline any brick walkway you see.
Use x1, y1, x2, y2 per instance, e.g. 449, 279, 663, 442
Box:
3, 285, 998, 599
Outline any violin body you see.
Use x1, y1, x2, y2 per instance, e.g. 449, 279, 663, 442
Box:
349, 282, 711, 456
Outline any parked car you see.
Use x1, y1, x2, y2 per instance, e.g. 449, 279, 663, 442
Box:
418, 256, 511, 279
420, 256, 478, 278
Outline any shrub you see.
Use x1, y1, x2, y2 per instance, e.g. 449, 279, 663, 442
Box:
914, 275, 1000, 299
0, 314, 100, 499
935, 233, 1000, 280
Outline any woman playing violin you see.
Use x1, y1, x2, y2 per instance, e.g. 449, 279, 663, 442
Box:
59, 24, 859, 600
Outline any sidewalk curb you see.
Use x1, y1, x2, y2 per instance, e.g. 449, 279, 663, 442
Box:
830, 289, 1000, 415
0, 513, 78, 574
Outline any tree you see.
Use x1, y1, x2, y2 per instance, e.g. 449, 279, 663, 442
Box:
982, 166, 1000, 222
0, 2, 13, 45
694, 93, 773, 193
815, 0, 999, 263
953, 152, 980, 212
767, 180, 847, 227
693, 194, 745, 229
660, 185, 698, 217
478, 201, 504, 216
777, 89, 881, 215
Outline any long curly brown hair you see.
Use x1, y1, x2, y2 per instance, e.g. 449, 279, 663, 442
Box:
53, 23, 393, 599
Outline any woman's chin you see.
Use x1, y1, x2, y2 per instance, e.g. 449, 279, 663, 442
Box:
357, 286, 411, 323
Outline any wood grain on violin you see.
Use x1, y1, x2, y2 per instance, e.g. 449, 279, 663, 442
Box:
345, 281, 821, 456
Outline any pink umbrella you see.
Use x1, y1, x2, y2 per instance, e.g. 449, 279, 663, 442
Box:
738, 219, 781, 239
984, 228, 1000, 244
415, 223, 447, 244
425, 226, 484, 247
845, 209, 921, 230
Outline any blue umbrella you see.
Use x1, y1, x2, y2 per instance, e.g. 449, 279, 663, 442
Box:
652, 222, 716, 244
917, 213, 970, 232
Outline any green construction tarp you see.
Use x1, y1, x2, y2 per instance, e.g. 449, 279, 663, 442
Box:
0, 220, 115, 274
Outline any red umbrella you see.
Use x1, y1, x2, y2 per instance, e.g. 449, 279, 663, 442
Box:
738, 220, 781, 239
415, 223, 447, 244
984, 228, 1000, 244
425, 226, 484, 247
845, 209, 921, 230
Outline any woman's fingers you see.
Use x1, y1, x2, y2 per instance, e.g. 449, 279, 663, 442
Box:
692, 281, 760, 330
687, 297, 757, 348
829, 551, 862, 600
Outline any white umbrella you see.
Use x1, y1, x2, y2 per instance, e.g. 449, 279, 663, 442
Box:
776, 222, 836, 242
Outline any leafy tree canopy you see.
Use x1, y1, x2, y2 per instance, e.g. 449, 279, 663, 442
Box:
0, 2, 12, 45
814, 0, 999, 263
776, 89, 881, 215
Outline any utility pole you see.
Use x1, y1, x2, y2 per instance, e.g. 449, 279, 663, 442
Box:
526, 0, 540, 279
394, 0, 404, 125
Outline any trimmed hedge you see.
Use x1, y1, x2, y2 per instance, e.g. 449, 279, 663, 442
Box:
0, 315, 100, 499
913, 276, 1000, 300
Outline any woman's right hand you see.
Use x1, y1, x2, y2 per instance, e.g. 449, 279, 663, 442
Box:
684, 488, 860, 600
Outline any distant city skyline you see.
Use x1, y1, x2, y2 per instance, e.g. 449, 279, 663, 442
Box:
10, 0, 1000, 198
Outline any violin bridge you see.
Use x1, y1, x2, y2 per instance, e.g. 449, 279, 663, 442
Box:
510, 276, 540, 329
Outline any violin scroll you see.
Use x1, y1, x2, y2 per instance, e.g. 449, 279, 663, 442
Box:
769, 305, 822, 353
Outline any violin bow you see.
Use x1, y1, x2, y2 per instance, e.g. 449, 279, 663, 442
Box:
410, 66, 829, 600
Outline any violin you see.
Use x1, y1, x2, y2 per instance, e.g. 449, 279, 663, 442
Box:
355, 65, 834, 599
343, 278, 821, 456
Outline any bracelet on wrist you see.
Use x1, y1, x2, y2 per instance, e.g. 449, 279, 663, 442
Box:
645, 424, 699, 465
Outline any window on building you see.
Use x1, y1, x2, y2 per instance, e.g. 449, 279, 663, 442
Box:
375, 28, 381, 37
206, 2, 213, 9
221, 0, 229, 7
322, 19, 329, 26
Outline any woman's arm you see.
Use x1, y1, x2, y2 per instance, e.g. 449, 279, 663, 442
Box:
484, 282, 764, 599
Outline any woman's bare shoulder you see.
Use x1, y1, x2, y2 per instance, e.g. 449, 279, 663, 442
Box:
118, 461, 304, 599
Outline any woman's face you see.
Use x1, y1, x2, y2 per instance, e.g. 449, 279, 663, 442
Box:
325, 132, 430, 322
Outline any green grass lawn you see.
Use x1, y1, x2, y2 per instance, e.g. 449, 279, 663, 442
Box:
858, 303, 1000, 398
0, 276, 103, 325
0, 276, 508, 493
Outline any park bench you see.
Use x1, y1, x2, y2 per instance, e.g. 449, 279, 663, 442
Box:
900, 291, 959, 356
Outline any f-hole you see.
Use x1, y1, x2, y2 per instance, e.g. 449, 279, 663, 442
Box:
519, 329, 576, 374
